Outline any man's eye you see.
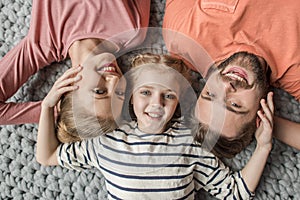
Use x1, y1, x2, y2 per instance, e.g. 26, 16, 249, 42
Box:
93, 88, 107, 95
230, 102, 241, 108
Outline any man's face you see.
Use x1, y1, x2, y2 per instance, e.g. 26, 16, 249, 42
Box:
195, 52, 267, 139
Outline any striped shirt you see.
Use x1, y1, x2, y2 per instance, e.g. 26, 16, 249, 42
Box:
58, 121, 254, 199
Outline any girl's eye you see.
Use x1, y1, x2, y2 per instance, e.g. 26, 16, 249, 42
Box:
93, 88, 107, 95
140, 90, 151, 96
164, 94, 177, 100
231, 102, 241, 108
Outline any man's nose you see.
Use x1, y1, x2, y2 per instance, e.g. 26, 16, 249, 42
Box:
223, 80, 237, 93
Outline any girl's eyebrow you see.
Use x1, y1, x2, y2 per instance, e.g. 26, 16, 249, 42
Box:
137, 85, 153, 89
136, 85, 178, 94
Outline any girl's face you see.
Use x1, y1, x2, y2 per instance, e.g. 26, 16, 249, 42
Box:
132, 84, 179, 133
131, 68, 180, 133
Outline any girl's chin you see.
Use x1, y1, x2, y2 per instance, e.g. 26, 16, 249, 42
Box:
139, 125, 165, 133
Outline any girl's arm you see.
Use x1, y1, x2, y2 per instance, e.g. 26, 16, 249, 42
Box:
241, 92, 274, 192
273, 116, 300, 150
36, 66, 82, 166
36, 102, 59, 165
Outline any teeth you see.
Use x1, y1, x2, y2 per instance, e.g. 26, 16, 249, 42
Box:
225, 73, 245, 82
148, 113, 162, 118
102, 66, 116, 71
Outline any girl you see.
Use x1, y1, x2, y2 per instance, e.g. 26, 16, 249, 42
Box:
36, 53, 274, 199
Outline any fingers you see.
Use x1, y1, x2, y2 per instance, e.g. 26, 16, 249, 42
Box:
257, 110, 272, 129
257, 92, 274, 128
267, 92, 274, 113
57, 66, 82, 81
55, 74, 81, 89
54, 66, 82, 89
56, 85, 79, 95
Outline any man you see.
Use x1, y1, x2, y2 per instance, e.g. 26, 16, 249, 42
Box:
163, 0, 300, 157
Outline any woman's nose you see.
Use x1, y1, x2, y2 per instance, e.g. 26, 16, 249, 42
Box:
105, 75, 119, 93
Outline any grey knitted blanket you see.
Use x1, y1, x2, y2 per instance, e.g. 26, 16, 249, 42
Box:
0, 0, 299, 199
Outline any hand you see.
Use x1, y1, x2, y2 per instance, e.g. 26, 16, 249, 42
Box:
255, 92, 274, 152
42, 66, 82, 108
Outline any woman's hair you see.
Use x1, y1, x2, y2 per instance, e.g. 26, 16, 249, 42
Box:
123, 53, 192, 126
56, 93, 117, 143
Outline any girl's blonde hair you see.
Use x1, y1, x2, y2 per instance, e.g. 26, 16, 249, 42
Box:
123, 53, 194, 125
131, 53, 190, 79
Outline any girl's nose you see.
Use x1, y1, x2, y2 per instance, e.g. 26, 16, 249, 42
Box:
150, 93, 164, 106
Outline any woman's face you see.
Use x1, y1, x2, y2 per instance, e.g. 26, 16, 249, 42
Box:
72, 52, 125, 121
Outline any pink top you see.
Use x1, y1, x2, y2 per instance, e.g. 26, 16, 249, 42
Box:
163, 0, 300, 101
0, 0, 150, 124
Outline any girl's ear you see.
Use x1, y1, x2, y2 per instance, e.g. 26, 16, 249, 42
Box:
130, 97, 133, 104
128, 96, 137, 121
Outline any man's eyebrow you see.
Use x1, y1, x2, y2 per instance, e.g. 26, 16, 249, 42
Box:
200, 94, 249, 115
225, 105, 249, 115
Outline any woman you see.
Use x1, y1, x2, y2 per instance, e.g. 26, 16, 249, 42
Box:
0, 0, 150, 141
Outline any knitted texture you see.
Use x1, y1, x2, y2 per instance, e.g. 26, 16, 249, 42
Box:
0, 0, 299, 199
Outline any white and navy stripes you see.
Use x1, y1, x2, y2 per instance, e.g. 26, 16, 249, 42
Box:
58, 121, 254, 199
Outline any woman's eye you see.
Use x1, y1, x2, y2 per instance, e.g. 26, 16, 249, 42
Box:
206, 91, 215, 97
93, 88, 107, 95
115, 90, 125, 97
115, 90, 125, 100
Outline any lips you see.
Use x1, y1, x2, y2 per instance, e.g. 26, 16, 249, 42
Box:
145, 108, 165, 120
147, 112, 163, 118
99, 63, 117, 72
98, 63, 121, 76
223, 67, 248, 83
